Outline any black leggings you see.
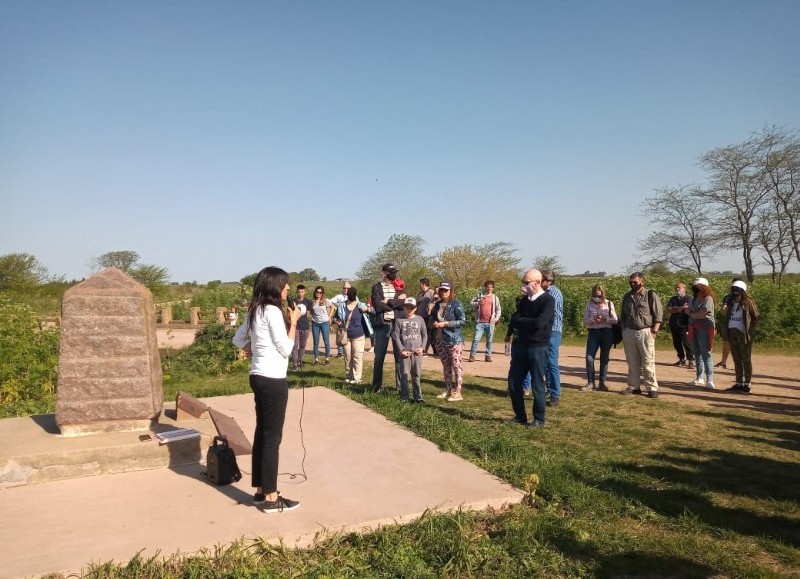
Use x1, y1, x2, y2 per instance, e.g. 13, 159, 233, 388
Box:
250, 374, 288, 493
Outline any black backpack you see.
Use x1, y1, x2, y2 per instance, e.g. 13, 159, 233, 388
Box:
206, 435, 242, 485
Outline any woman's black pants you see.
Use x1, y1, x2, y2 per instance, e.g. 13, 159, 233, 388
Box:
249, 374, 288, 494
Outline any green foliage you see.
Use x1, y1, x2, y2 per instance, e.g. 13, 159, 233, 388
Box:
161, 323, 248, 382
190, 288, 246, 321
0, 299, 59, 415
0, 252, 48, 290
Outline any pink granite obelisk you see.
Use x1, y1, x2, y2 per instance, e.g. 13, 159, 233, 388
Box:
56, 268, 164, 435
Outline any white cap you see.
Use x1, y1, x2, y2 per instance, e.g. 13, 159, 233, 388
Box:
732, 280, 747, 291
692, 277, 709, 287
404, 297, 417, 306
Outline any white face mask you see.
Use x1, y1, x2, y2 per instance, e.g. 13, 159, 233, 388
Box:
592, 296, 602, 303
675, 288, 685, 297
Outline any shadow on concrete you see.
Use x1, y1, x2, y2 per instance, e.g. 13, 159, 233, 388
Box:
29, 414, 60, 435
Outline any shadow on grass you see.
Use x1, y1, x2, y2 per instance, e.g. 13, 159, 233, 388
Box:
588, 444, 800, 546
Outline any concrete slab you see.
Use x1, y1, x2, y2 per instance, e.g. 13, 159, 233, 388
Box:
0, 387, 524, 579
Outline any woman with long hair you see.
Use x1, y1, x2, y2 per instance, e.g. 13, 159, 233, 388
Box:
724, 280, 759, 394
430, 281, 466, 401
310, 285, 333, 366
232, 266, 302, 513
581, 284, 617, 392
687, 277, 716, 389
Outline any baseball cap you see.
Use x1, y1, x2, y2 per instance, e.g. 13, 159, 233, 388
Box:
732, 280, 747, 291
382, 263, 398, 273
404, 297, 417, 306
692, 277, 709, 287
439, 281, 452, 290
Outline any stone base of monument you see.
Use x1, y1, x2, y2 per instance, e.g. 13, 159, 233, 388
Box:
0, 402, 221, 489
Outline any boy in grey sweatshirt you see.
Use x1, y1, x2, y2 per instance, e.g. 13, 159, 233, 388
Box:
392, 297, 428, 402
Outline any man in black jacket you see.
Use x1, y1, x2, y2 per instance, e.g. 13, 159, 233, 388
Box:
370, 263, 406, 393
507, 269, 555, 429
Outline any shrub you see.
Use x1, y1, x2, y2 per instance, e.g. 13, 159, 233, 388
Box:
0, 299, 59, 412
162, 323, 248, 382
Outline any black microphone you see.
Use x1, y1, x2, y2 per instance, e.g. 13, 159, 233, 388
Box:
287, 296, 296, 310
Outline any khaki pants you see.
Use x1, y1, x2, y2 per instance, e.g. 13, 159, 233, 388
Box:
622, 327, 658, 391
343, 335, 366, 381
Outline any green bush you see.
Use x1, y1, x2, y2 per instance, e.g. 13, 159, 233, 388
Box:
162, 323, 248, 382
190, 288, 245, 321
0, 299, 59, 414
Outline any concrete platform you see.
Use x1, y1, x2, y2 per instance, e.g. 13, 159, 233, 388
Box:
0, 388, 524, 578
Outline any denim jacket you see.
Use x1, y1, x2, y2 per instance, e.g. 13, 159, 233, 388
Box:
430, 299, 466, 346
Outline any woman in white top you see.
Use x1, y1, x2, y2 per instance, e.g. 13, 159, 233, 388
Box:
310, 285, 334, 365
233, 266, 302, 513
581, 284, 617, 392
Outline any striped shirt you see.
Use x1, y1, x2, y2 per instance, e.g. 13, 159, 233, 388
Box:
546, 285, 564, 334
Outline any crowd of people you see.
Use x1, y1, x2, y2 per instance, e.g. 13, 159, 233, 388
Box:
230, 264, 762, 513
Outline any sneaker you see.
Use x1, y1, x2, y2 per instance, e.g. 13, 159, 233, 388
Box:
314, 359, 319, 366
523, 389, 532, 397
648, 390, 659, 399
366, 347, 375, 353
485, 355, 492, 362
436, 391, 449, 399
504, 416, 527, 425
372, 385, 383, 394
528, 420, 545, 429
580, 382, 595, 392
672, 360, 683, 366
596, 384, 610, 392
687, 361, 695, 369
261, 495, 300, 514
692, 378, 706, 387
352, 379, 362, 385
726, 383, 744, 392
714, 362, 727, 369
410, 399, 425, 405
324, 359, 330, 366
446, 393, 463, 402
547, 397, 560, 407
621, 387, 641, 396
467, 355, 475, 362
705, 382, 715, 390
741, 383, 751, 394
253, 493, 266, 505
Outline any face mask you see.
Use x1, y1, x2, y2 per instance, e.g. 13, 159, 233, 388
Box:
592, 296, 602, 303
629, 282, 641, 291
386, 272, 397, 281
521, 283, 535, 296
675, 289, 685, 297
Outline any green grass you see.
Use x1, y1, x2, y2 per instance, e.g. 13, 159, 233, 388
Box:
49, 354, 800, 579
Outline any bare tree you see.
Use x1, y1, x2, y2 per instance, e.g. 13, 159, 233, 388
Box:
699, 136, 773, 283
754, 198, 793, 284
760, 126, 800, 264
635, 185, 716, 274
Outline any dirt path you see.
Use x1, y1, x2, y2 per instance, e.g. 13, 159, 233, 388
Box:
157, 327, 799, 415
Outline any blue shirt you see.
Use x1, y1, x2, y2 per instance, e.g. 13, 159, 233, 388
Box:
546, 285, 564, 334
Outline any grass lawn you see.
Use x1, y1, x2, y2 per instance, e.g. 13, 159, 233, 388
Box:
73, 355, 800, 579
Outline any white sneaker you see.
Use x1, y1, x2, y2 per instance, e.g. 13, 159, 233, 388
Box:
692, 378, 705, 387
436, 391, 449, 399
446, 393, 463, 402
705, 382, 715, 390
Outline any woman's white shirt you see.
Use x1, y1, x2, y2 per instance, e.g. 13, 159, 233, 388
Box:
232, 305, 293, 378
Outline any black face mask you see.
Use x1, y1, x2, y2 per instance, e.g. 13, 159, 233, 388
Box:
629, 282, 641, 291
386, 272, 397, 281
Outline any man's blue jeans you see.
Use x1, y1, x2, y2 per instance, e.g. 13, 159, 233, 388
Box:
371, 323, 392, 391
546, 331, 562, 399
510, 344, 547, 424
470, 322, 495, 357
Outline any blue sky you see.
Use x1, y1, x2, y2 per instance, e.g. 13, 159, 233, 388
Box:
2, 1, 799, 283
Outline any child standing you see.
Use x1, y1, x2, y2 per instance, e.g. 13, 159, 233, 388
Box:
391, 297, 428, 402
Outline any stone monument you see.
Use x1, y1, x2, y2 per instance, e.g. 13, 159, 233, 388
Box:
56, 268, 164, 435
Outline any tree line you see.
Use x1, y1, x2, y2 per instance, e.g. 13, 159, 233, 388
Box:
638, 126, 800, 284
